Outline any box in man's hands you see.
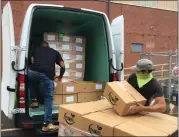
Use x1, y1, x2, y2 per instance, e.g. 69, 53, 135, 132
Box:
103, 81, 146, 116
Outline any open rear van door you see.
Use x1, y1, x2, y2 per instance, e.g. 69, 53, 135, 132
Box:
1, 2, 18, 119
111, 15, 124, 81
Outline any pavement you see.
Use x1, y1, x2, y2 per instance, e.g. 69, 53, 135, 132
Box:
1, 111, 58, 137
2, 129, 38, 137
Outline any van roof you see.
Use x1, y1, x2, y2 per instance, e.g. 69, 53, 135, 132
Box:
27, 3, 107, 17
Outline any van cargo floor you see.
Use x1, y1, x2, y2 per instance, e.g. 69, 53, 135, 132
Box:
29, 105, 59, 117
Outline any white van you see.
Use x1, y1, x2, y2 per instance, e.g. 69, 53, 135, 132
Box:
1, 2, 124, 133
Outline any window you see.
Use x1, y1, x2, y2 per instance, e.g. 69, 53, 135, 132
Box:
131, 43, 143, 53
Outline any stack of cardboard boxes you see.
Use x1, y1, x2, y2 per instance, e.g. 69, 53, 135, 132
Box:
53, 80, 105, 105
58, 81, 178, 136
44, 32, 105, 105
44, 32, 85, 81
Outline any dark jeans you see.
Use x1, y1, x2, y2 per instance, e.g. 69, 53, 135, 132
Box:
28, 69, 54, 123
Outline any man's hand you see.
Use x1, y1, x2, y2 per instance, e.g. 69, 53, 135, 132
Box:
128, 96, 166, 115
31, 56, 34, 64
58, 77, 62, 82
128, 103, 145, 115
54, 76, 62, 82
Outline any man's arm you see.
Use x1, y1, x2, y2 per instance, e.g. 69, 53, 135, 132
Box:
31, 56, 34, 64
144, 80, 166, 113
128, 79, 166, 114
57, 60, 65, 81
30, 48, 36, 64
128, 96, 166, 115
139, 96, 166, 113
56, 52, 65, 81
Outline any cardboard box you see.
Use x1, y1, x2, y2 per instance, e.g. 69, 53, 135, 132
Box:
132, 113, 178, 136
144, 112, 178, 125
58, 34, 73, 43
82, 109, 175, 136
63, 69, 84, 80
56, 68, 85, 80
56, 66, 85, 78
63, 94, 78, 104
58, 99, 112, 129
101, 109, 145, 120
82, 109, 145, 136
82, 111, 123, 136
63, 61, 85, 70
54, 80, 106, 94
61, 52, 85, 61
44, 32, 58, 41
46, 41, 59, 50
58, 122, 93, 137
53, 94, 77, 105
114, 112, 178, 136
58, 42, 85, 53
57, 42, 73, 52
54, 78, 73, 83
59, 34, 86, 45
103, 81, 146, 116
61, 78, 74, 83
76, 81, 105, 93
54, 95, 63, 105
78, 91, 103, 103
54, 81, 78, 94
73, 36, 86, 45
114, 121, 168, 136
59, 69, 84, 81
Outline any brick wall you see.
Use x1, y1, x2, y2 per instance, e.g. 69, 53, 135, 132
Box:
2, 1, 178, 67
109, 3, 177, 67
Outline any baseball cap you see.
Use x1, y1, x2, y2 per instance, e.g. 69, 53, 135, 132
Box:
131, 59, 154, 72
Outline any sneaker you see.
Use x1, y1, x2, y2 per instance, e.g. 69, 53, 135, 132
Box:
30, 99, 39, 108
42, 123, 59, 132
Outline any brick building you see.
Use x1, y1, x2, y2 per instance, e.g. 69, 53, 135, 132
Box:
2, 0, 178, 68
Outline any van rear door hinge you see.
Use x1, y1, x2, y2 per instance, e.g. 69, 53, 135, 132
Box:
11, 46, 26, 51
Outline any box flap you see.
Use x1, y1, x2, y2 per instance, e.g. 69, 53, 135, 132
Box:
116, 81, 146, 104
107, 82, 135, 104
92, 99, 112, 111
101, 109, 144, 121
59, 99, 112, 115
60, 101, 96, 115
114, 121, 168, 136
120, 81, 146, 102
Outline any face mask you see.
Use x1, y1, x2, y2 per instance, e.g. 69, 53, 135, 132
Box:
136, 72, 153, 88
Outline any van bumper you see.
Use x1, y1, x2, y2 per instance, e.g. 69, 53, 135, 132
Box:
14, 113, 58, 129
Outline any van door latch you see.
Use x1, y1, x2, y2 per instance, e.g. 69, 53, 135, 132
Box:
7, 86, 15, 92
11, 46, 26, 51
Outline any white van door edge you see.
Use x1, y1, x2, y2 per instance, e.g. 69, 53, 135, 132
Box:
111, 15, 124, 81
1, 2, 20, 119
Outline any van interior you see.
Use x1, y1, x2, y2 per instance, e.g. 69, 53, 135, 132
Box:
28, 7, 109, 120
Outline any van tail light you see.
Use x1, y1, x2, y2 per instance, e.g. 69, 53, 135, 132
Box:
113, 73, 118, 81
18, 74, 26, 108
23, 124, 33, 129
